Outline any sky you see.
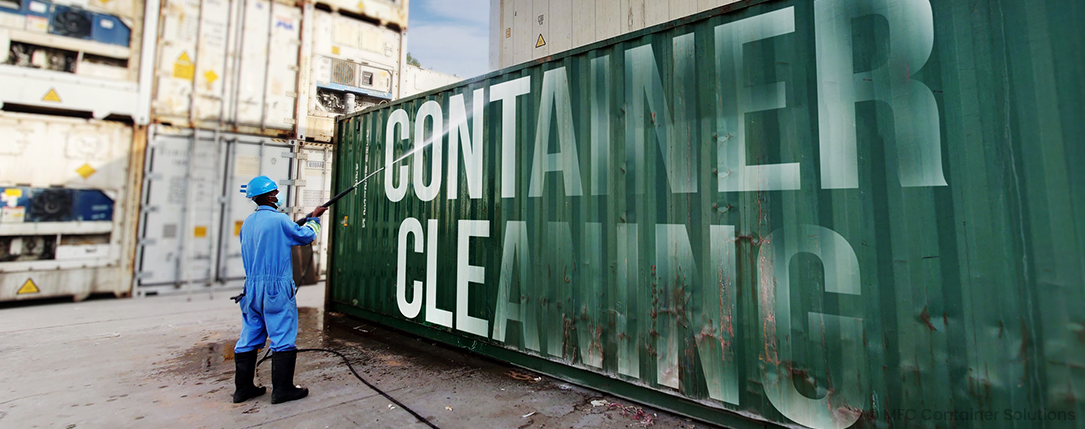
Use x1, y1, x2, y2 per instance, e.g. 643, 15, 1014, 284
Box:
407, 0, 491, 79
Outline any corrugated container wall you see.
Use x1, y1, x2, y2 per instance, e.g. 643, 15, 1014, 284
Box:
332, 0, 1085, 428
134, 126, 300, 292
151, 0, 406, 142
489, 0, 742, 70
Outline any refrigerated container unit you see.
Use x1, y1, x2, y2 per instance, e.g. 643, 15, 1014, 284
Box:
0, 112, 140, 301
303, 2, 404, 142
0, 0, 150, 301
0, 0, 149, 123
329, 0, 1085, 428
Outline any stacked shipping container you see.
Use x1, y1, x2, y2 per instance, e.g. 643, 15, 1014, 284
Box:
1, 0, 148, 300
136, 0, 408, 294
0, 0, 412, 299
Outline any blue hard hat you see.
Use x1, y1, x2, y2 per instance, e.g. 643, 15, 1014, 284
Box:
243, 176, 278, 198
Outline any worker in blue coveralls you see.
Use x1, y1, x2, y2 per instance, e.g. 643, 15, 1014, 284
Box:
232, 175, 326, 404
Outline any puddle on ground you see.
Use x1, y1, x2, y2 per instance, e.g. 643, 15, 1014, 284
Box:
162, 305, 535, 387
161, 340, 235, 377
161, 307, 326, 378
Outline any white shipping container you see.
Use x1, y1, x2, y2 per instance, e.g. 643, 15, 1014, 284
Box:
303, 7, 402, 142
151, 0, 405, 142
0, 112, 140, 301
152, 0, 303, 134
315, 0, 408, 29
135, 126, 332, 292
400, 64, 462, 98
288, 143, 333, 278
490, 0, 741, 69
87, 0, 144, 20
0, 0, 148, 121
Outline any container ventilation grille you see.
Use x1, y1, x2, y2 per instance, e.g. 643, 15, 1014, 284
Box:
52, 7, 94, 39
330, 60, 356, 86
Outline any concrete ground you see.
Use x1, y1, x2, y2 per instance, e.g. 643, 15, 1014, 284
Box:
0, 285, 718, 429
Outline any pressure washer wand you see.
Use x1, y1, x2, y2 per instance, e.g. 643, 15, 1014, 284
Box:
294, 109, 469, 224
294, 117, 453, 224
292, 168, 386, 226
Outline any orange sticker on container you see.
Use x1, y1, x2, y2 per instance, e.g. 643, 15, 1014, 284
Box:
234, 221, 244, 236
194, 226, 208, 238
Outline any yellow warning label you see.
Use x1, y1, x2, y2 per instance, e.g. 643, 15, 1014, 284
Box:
17, 278, 40, 295
535, 34, 546, 48
3, 188, 22, 197
234, 221, 244, 236
194, 226, 208, 238
42, 88, 61, 102
76, 163, 97, 179
331, 46, 341, 55
173, 52, 195, 79
204, 70, 218, 84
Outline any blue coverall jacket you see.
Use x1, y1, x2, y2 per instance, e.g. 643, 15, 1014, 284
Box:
234, 205, 321, 353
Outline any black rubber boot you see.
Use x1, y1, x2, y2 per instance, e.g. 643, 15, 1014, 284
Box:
232, 350, 266, 403
270, 350, 309, 404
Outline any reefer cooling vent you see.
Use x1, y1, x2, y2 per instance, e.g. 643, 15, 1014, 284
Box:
50, 5, 92, 39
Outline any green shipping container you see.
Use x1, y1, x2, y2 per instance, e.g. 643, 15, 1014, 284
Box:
328, 0, 1084, 427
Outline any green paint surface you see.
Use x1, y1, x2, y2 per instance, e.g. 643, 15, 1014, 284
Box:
330, 1, 1085, 427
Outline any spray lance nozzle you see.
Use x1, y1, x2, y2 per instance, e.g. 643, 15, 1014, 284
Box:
292, 169, 380, 226
290, 133, 440, 225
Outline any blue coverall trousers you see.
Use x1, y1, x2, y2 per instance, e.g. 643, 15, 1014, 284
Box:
234, 205, 320, 353
236, 275, 299, 353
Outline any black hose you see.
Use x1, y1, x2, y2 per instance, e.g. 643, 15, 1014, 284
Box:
258, 348, 439, 429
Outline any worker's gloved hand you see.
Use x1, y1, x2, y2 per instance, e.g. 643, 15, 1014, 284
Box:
312, 206, 327, 217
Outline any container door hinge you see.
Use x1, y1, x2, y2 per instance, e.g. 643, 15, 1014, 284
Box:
138, 238, 157, 246
278, 179, 306, 187
281, 151, 308, 160
134, 271, 155, 280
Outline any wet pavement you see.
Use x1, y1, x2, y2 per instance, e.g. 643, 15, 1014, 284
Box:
0, 285, 720, 428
